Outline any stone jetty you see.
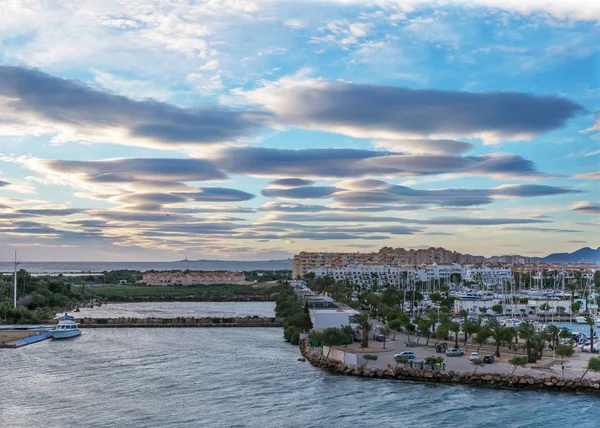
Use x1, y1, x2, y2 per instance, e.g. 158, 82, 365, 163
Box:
53, 316, 283, 328
300, 340, 600, 395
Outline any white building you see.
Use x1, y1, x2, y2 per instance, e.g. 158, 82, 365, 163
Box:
309, 308, 360, 329
311, 264, 513, 289
453, 299, 573, 316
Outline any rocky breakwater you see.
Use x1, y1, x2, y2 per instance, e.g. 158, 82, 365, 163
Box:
53, 316, 283, 328
299, 340, 600, 396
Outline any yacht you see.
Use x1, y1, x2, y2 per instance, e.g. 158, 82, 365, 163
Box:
574, 316, 600, 325
51, 314, 82, 339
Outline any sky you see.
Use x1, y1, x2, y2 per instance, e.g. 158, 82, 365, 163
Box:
0, 0, 598, 261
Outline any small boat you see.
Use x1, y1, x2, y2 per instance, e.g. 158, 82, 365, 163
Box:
51, 314, 82, 339
574, 316, 600, 325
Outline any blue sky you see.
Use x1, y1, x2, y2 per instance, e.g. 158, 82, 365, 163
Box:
0, 0, 598, 261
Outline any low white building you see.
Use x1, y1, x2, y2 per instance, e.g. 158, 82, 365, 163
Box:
311, 264, 513, 289
309, 308, 359, 329
453, 299, 573, 316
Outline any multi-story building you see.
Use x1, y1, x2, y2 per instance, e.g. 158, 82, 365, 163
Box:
293, 247, 465, 278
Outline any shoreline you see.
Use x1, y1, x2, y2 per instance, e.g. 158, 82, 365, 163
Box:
299, 339, 600, 395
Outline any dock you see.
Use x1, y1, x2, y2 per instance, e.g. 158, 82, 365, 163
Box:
1, 330, 52, 348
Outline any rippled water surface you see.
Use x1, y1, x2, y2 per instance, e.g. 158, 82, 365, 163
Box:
64, 301, 276, 319
3, 327, 600, 428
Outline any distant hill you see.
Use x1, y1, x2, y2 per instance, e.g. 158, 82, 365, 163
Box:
543, 247, 600, 263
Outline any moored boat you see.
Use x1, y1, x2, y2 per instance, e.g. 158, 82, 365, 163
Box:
51, 314, 81, 339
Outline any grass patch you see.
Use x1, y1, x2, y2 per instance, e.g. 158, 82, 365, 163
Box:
90, 283, 284, 301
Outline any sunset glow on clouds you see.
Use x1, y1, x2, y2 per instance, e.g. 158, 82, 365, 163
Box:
0, 0, 598, 260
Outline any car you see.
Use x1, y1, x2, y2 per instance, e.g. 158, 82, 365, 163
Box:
394, 351, 416, 359
446, 348, 464, 357
469, 352, 480, 361
483, 355, 495, 364
374, 334, 386, 342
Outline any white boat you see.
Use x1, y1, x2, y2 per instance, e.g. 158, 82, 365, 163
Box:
501, 318, 521, 328
51, 314, 82, 339
574, 316, 600, 325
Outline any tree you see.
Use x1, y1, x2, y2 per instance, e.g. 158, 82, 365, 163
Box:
508, 356, 528, 374
425, 356, 444, 370
416, 319, 432, 345
471, 358, 485, 373
571, 301, 583, 314
283, 326, 302, 345
582, 356, 600, 379
427, 308, 439, 334
362, 354, 378, 367
559, 329, 573, 341
394, 356, 409, 369
388, 318, 404, 341
556, 344, 574, 362
449, 322, 461, 348
486, 318, 505, 358
379, 325, 392, 349
585, 315, 595, 355
404, 322, 416, 344
518, 322, 537, 363
463, 321, 479, 345
475, 328, 490, 352
491, 304, 503, 315
556, 306, 566, 316
539, 303, 550, 313
354, 313, 372, 349
320, 327, 347, 357
478, 307, 488, 315
545, 325, 560, 351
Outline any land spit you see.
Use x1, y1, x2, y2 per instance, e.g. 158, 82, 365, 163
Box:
45, 316, 283, 328
300, 339, 600, 396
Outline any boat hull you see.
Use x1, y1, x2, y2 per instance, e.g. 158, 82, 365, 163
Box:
51, 329, 81, 339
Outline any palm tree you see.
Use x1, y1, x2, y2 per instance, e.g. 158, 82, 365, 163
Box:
354, 313, 372, 349
545, 325, 560, 352
518, 321, 537, 363
449, 322, 461, 348
486, 317, 504, 358
584, 315, 595, 355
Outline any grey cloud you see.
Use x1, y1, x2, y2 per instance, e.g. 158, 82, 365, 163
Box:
273, 213, 549, 226
17, 208, 83, 216
252, 81, 584, 141
259, 202, 329, 213
283, 232, 390, 240
0, 180, 9, 187
571, 202, 600, 214
503, 227, 583, 233
267, 178, 315, 188
182, 188, 255, 202
491, 185, 581, 197
43, 158, 227, 183
374, 139, 475, 155
262, 186, 339, 199
0, 66, 271, 147
264, 181, 575, 207
213, 147, 544, 179
115, 193, 189, 205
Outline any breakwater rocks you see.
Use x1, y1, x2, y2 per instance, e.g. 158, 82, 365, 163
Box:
99, 295, 275, 303
46, 316, 282, 328
299, 340, 600, 395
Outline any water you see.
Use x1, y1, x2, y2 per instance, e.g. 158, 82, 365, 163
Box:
62, 302, 276, 319
3, 327, 600, 428
0, 260, 292, 274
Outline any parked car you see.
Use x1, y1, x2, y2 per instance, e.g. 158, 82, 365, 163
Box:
435, 342, 448, 353
483, 355, 495, 364
469, 352, 480, 361
394, 351, 416, 360
446, 348, 464, 357
374, 334, 386, 342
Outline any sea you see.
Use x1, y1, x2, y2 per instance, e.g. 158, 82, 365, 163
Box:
3, 302, 600, 428
0, 260, 292, 274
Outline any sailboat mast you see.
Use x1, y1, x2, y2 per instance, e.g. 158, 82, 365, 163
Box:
13, 251, 18, 308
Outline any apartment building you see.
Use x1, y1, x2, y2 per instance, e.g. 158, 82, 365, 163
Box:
292, 247, 465, 278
